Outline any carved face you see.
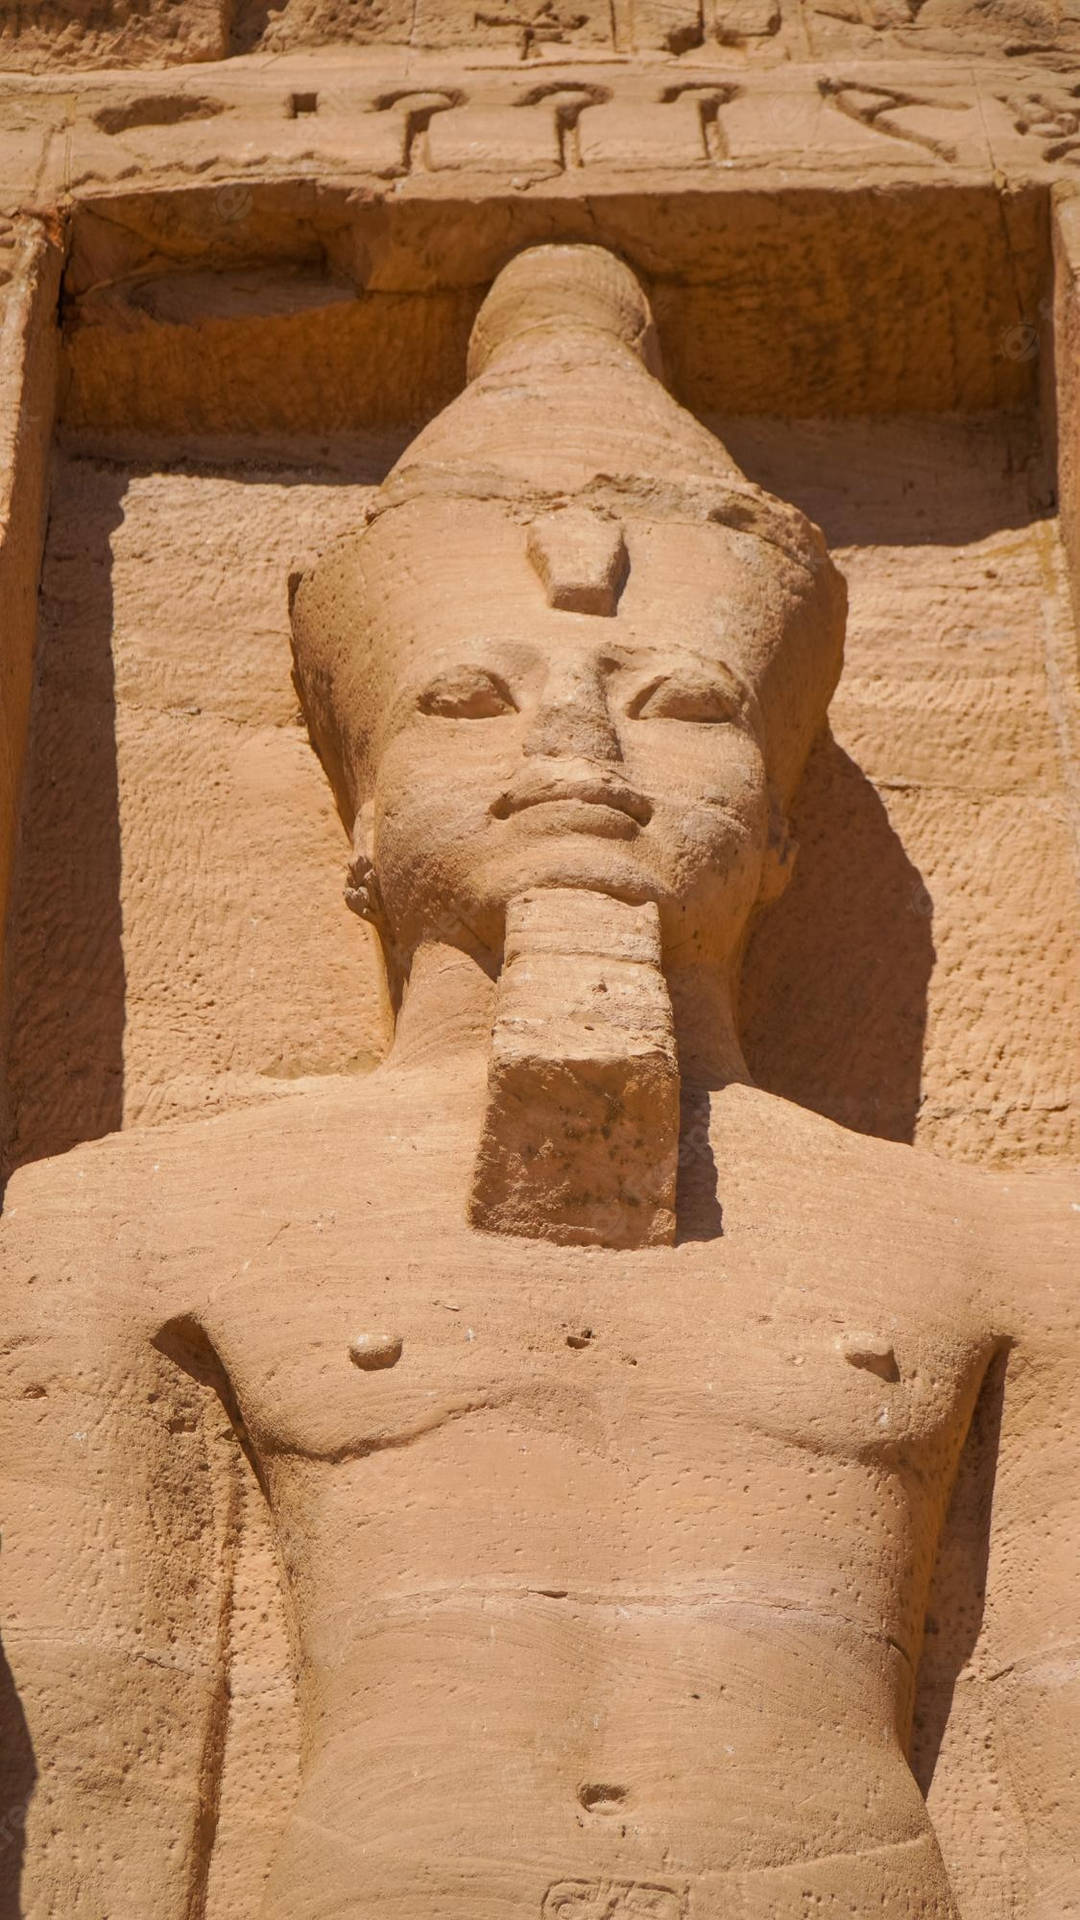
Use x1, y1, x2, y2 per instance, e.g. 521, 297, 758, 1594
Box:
359, 500, 793, 969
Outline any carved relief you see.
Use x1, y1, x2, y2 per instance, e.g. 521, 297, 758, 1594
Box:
10, 0, 1080, 65
0, 0, 227, 67
1003, 82, 1080, 164
543, 1880, 688, 1920
819, 76, 975, 161
714, 0, 781, 42
0, 209, 1077, 1920
806, 0, 1080, 55
376, 88, 463, 173
3, 58, 1080, 200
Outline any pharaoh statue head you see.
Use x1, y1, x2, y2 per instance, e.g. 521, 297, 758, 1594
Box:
290, 244, 846, 1016
291, 244, 848, 1245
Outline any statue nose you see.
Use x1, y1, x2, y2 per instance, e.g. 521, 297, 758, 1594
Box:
523, 664, 621, 764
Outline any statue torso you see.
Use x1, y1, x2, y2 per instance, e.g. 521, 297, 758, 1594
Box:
3, 1073, 1002, 1920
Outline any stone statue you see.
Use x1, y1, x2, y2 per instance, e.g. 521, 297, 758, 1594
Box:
0, 245, 1076, 1920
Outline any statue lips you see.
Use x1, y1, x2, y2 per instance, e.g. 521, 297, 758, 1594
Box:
491, 765, 653, 839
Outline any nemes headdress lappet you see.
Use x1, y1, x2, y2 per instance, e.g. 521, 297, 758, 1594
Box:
290, 242, 846, 829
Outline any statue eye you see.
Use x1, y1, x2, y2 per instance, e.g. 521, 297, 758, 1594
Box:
418, 667, 518, 719
629, 675, 742, 725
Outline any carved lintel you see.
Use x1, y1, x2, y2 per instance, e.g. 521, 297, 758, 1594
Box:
469, 889, 679, 1249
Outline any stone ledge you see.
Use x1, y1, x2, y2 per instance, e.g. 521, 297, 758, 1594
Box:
0, 58, 1077, 210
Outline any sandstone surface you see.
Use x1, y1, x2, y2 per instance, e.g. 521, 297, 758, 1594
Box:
0, 11, 1076, 1918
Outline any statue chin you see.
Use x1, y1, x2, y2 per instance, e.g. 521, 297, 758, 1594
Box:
455, 860, 679, 956
488, 841, 664, 903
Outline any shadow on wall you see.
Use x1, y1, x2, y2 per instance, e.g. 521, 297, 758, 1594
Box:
741, 731, 934, 1146
910, 1347, 1009, 1799
0, 1635, 35, 1919
1, 462, 126, 1176
228, 0, 275, 55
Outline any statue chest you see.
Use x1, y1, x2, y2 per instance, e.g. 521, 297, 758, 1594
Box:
204, 1220, 993, 1526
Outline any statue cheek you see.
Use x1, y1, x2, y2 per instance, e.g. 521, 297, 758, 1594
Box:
371, 789, 498, 948
670, 766, 770, 853
375, 722, 514, 824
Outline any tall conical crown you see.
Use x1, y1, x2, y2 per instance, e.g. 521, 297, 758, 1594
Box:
369, 243, 825, 574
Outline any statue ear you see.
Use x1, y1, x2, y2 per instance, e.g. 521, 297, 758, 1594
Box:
344, 801, 380, 923
758, 792, 797, 907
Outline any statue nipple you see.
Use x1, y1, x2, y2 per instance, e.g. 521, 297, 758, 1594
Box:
469, 889, 680, 1248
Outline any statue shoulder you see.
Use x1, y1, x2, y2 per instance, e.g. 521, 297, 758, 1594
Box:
0, 1078, 390, 1325
717, 1087, 1040, 1331
719, 1082, 998, 1224
819, 1122, 1079, 1341
1, 1125, 186, 1347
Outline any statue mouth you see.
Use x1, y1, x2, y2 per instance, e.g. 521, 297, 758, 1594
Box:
491, 769, 653, 827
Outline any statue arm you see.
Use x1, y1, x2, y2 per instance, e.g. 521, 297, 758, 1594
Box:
0, 1224, 239, 1918
982, 1172, 1080, 1917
